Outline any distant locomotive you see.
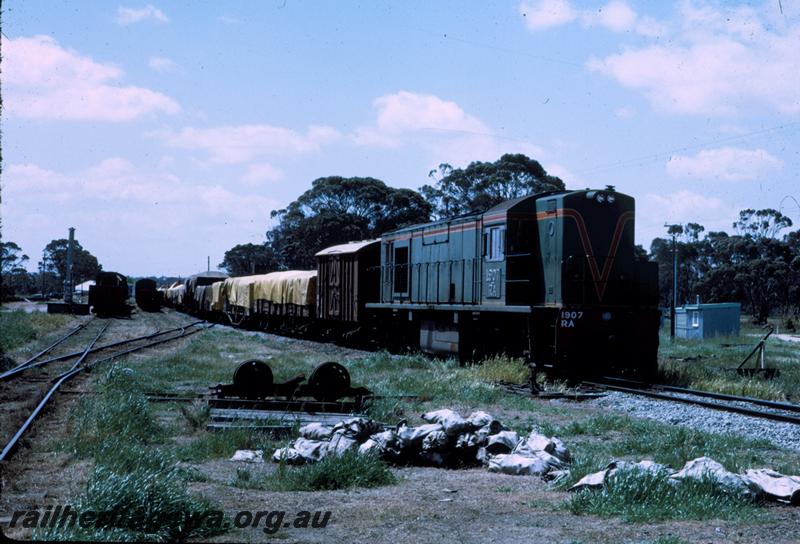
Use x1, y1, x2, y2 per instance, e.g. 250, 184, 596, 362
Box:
89, 272, 130, 315
163, 188, 660, 381
134, 278, 162, 312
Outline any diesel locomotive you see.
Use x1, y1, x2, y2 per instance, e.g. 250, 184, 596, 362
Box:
164, 188, 660, 381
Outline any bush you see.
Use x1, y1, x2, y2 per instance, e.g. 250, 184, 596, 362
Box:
36, 465, 227, 542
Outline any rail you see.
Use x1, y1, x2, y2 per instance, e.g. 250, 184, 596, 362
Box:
0, 322, 210, 462
0, 320, 204, 381
584, 378, 800, 425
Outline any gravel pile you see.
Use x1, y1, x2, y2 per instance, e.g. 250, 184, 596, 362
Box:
585, 391, 800, 451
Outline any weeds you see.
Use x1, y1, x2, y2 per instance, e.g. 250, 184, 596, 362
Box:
566, 467, 760, 522
58, 369, 228, 541
468, 355, 529, 384
176, 427, 282, 463
266, 451, 396, 491
0, 310, 71, 364
67, 371, 164, 461
36, 464, 228, 542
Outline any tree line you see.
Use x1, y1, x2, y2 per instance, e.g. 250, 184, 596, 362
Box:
649, 209, 798, 325
1, 239, 102, 301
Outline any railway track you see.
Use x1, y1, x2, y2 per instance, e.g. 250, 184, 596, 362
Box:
584, 377, 800, 426
0, 318, 210, 461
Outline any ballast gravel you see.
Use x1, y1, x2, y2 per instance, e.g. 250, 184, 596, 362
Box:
583, 391, 800, 451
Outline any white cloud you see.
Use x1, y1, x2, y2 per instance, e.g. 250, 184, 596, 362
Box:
666, 147, 783, 181
2, 35, 179, 121
355, 91, 487, 147
519, 0, 663, 36
582, 0, 636, 32
2, 159, 279, 275
355, 91, 545, 167
148, 56, 176, 72
587, 2, 800, 115
519, 0, 577, 31
116, 5, 168, 25
154, 124, 342, 164
638, 190, 737, 245
242, 163, 284, 186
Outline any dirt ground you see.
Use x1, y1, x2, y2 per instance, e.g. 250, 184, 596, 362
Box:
1, 308, 799, 543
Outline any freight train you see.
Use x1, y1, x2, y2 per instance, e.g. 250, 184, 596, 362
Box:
162, 188, 660, 381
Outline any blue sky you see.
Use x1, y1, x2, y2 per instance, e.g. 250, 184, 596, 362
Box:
3, 1, 799, 276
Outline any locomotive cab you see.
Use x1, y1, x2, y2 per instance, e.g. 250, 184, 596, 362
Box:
531, 189, 659, 379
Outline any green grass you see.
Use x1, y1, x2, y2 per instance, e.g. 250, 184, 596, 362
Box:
35, 464, 228, 542
53, 369, 228, 541
346, 351, 544, 414
566, 466, 760, 522
657, 318, 800, 402
66, 371, 165, 464
545, 412, 800, 494
0, 310, 72, 367
467, 355, 529, 384
176, 426, 282, 463
253, 450, 397, 491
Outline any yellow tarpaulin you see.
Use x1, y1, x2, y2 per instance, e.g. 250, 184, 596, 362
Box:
209, 281, 225, 311
221, 271, 317, 309
165, 284, 186, 304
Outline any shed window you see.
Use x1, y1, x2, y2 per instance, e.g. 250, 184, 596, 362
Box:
485, 227, 505, 262
692, 311, 700, 328
393, 246, 409, 294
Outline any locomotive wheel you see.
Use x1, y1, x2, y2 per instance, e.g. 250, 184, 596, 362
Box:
232, 359, 273, 398
308, 361, 350, 401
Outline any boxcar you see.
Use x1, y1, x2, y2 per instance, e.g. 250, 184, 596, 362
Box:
134, 278, 162, 312
315, 240, 380, 323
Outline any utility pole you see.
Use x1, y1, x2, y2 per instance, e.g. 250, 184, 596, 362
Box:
39, 258, 45, 299
65, 227, 75, 304
207, 256, 210, 272
664, 223, 681, 340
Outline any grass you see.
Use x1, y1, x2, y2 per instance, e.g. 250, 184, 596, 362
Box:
346, 351, 544, 415
35, 464, 228, 542
232, 450, 397, 492
545, 412, 800, 492
566, 466, 760, 523
67, 371, 165, 463
657, 318, 800, 402
176, 426, 282, 463
51, 368, 228, 541
0, 310, 72, 367
467, 355, 529, 384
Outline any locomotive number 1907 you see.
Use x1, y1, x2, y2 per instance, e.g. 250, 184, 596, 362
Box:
560, 310, 583, 328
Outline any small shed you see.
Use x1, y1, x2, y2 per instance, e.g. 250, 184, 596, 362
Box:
675, 301, 740, 339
